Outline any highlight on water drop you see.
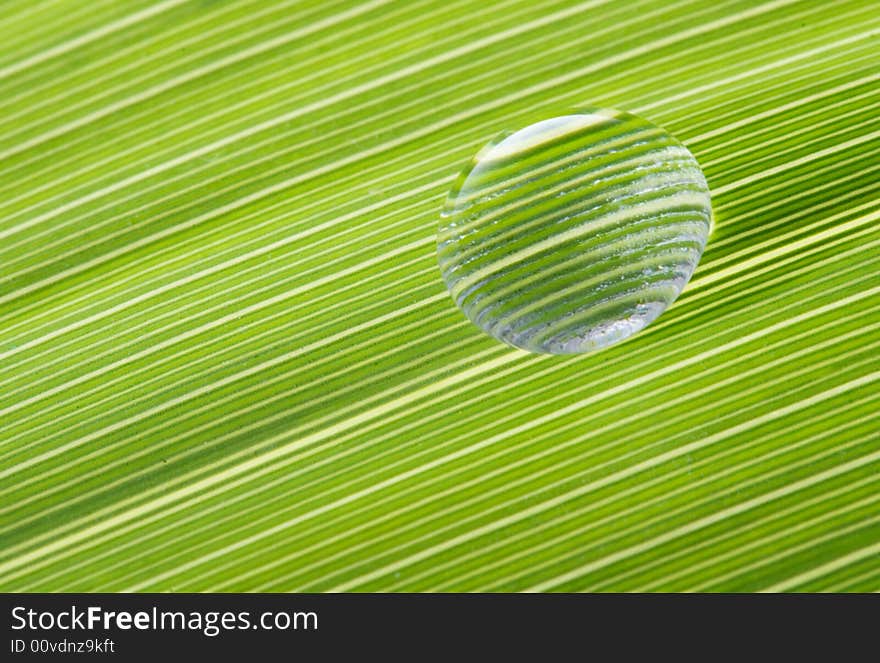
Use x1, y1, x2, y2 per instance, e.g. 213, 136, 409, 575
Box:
436, 108, 712, 355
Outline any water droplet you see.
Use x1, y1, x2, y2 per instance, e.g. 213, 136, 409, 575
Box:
437, 108, 712, 355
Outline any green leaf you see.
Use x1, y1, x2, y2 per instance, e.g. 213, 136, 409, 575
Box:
0, 0, 878, 592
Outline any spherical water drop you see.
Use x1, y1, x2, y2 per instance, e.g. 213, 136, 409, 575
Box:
437, 108, 712, 355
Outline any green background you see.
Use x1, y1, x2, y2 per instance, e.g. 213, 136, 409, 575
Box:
0, 0, 878, 591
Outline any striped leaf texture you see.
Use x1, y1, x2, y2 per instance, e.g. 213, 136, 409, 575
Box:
0, 0, 878, 591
